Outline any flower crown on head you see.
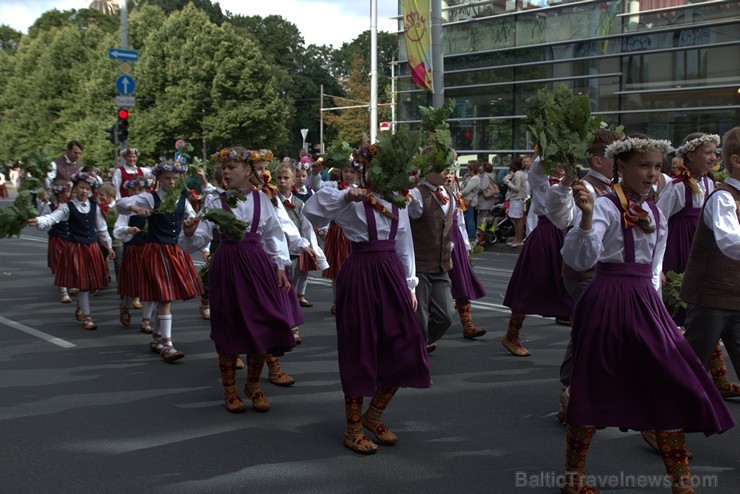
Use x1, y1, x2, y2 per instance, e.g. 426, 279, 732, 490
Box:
51, 182, 72, 194
71, 172, 99, 187
605, 137, 673, 160
213, 147, 273, 164
294, 158, 311, 172
123, 177, 154, 190
151, 160, 188, 176
351, 144, 377, 171
675, 134, 720, 157
122, 147, 140, 157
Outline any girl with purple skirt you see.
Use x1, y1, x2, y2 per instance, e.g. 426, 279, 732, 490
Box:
445, 170, 486, 339
183, 147, 296, 413
304, 185, 431, 455
501, 156, 573, 357
657, 132, 719, 326
560, 136, 735, 494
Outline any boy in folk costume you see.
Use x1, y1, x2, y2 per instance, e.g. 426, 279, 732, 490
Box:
114, 177, 157, 333
116, 160, 203, 362
682, 127, 740, 399
29, 173, 114, 330
303, 134, 430, 455
275, 161, 330, 343
560, 136, 734, 494
445, 170, 487, 339
182, 147, 296, 413
290, 158, 323, 307
42, 180, 73, 303
250, 155, 317, 386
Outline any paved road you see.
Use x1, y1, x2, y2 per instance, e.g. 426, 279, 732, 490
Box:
1, 198, 738, 493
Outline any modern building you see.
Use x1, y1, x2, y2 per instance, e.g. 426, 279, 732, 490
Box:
396, 0, 740, 163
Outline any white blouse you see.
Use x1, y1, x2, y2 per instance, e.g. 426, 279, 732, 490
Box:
115, 189, 196, 220
408, 182, 451, 217
656, 174, 714, 219
180, 190, 291, 269
545, 170, 612, 230
562, 194, 667, 292
703, 177, 740, 261
303, 187, 418, 291
279, 192, 329, 270
35, 197, 112, 249
527, 157, 550, 217
111, 165, 154, 200
274, 195, 310, 254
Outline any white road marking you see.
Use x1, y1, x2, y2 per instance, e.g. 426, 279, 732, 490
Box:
0, 315, 76, 348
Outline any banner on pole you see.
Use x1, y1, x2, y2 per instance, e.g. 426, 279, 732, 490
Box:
402, 0, 433, 93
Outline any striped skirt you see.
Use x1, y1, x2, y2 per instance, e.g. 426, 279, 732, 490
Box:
54, 241, 109, 291
322, 223, 350, 280
117, 243, 145, 299
138, 242, 203, 302
47, 236, 66, 274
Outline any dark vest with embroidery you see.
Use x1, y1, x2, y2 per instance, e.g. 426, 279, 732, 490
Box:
145, 193, 186, 245
127, 214, 148, 246
680, 182, 740, 311
410, 185, 454, 273
68, 201, 98, 244
48, 203, 71, 240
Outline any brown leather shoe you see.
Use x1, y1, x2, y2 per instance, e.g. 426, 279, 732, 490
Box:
244, 384, 271, 412
426, 343, 437, 354
362, 414, 399, 445
298, 297, 313, 307
82, 316, 97, 330
343, 429, 378, 455
501, 336, 531, 357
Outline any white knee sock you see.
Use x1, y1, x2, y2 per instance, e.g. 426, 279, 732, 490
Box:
142, 301, 155, 319
60, 287, 68, 294
158, 314, 173, 340
78, 291, 91, 314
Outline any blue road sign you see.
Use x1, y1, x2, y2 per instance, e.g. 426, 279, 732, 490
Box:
115, 75, 136, 96
108, 48, 139, 61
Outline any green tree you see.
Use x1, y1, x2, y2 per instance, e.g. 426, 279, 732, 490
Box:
324, 55, 370, 146
0, 25, 22, 54
136, 0, 225, 25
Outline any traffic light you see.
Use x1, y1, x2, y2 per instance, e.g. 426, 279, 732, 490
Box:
117, 108, 129, 144
105, 124, 116, 146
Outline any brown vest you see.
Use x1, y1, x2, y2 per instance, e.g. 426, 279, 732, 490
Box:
562, 176, 612, 281
54, 155, 81, 182
410, 185, 454, 273
680, 182, 740, 311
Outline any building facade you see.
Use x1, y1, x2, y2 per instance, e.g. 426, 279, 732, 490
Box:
396, 0, 740, 162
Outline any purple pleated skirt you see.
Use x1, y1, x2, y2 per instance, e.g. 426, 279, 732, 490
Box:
503, 216, 573, 318
209, 235, 296, 356
335, 240, 431, 396
449, 215, 486, 301
281, 268, 304, 328
567, 262, 735, 435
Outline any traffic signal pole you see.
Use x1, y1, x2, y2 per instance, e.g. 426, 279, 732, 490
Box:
119, 0, 129, 152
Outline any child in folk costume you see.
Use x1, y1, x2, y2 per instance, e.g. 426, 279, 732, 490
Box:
28, 173, 114, 330
275, 161, 330, 342
657, 132, 719, 325
445, 170, 487, 339
560, 136, 735, 494
545, 129, 621, 423
250, 156, 317, 386
111, 147, 152, 201
114, 177, 157, 333
291, 158, 322, 307
303, 145, 431, 455
292, 157, 314, 203
42, 180, 73, 303
682, 127, 740, 399
116, 160, 203, 362
310, 160, 359, 314
182, 147, 296, 413
501, 156, 574, 357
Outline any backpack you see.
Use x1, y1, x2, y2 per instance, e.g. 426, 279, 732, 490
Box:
482, 175, 497, 199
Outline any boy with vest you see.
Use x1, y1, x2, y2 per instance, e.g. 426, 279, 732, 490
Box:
682, 126, 740, 399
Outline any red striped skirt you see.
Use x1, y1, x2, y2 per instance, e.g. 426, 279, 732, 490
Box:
117, 243, 145, 298
54, 241, 109, 291
322, 223, 350, 280
47, 235, 66, 274
138, 242, 203, 302
299, 249, 319, 273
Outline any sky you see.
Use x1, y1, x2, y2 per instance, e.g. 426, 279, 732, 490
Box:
0, 0, 399, 47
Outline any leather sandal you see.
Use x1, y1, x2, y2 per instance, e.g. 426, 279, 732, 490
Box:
75, 307, 84, 321
343, 429, 378, 455
119, 304, 131, 327
131, 297, 143, 309
60, 293, 72, 304
235, 356, 245, 369
82, 316, 97, 330
199, 304, 210, 320
139, 319, 153, 334
158, 338, 184, 362
298, 297, 313, 307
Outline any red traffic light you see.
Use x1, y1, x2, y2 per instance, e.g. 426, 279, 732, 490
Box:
118, 108, 129, 119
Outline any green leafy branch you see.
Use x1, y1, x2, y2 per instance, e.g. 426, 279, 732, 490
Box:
0, 191, 39, 238
662, 271, 687, 318
366, 128, 421, 208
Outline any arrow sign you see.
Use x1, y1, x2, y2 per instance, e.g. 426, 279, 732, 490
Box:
116, 75, 136, 95
109, 48, 139, 61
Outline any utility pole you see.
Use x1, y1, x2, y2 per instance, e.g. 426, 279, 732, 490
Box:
391, 60, 396, 134
369, 0, 378, 143
431, 0, 444, 108
119, 0, 129, 155
319, 84, 324, 153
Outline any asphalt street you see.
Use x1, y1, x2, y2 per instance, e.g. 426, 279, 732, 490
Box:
1, 197, 738, 493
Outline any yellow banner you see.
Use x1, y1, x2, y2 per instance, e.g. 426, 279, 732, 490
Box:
402, 0, 433, 92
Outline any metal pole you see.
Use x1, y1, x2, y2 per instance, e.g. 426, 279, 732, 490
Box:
431, 0, 444, 108
391, 60, 396, 134
120, 0, 128, 49
319, 84, 324, 153
369, 0, 378, 143
202, 105, 207, 162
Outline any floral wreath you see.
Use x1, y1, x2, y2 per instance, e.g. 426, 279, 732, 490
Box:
51, 182, 72, 194
605, 137, 673, 160
351, 144, 377, 172
213, 147, 274, 164
675, 134, 720, 157
152, 160, 188, 176
294, 156, 311, 172
122, 147, 140, 157
71, 172, 99, 188
123, 177, 154, 190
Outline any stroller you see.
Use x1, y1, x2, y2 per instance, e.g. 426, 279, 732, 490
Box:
475, 202, 515, 247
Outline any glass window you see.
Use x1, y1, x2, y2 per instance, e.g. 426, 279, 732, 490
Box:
621, 109, 740, 148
